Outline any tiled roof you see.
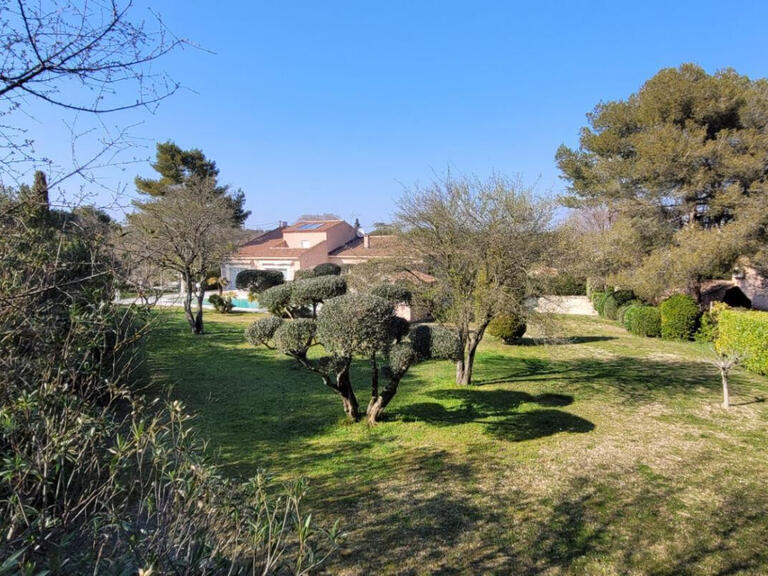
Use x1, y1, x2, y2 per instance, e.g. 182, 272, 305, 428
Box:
232, 228, 305, 259
329, 234, 402, 258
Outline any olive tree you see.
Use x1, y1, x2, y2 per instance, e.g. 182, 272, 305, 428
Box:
246, 285, 459, 423
126, 177, 239, 334
396, 173, 552, 385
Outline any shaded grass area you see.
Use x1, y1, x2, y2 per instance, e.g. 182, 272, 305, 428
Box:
147, 310, 768, 575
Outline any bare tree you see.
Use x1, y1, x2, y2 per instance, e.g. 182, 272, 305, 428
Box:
0, 0, 185, 188
126, 177, 238, 334
396, 173, 552, 385
711, 347, 743, 409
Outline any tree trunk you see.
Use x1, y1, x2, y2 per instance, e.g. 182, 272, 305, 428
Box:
456, 325, 487, 386
366, 354, 379, 415
455, 358, 465, 385
336, 365, 360, 421
721, 369, 730, 409
182, 274, 198, 333
367, 381, 399, 425
194, 290, 205, 334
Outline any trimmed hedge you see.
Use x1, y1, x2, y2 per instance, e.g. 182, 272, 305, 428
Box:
716, 308, 768, 375
410, 324, 463, 361
590, 291, 606, 314
617, 299, 640, 325
371, 282, 413, 306
603, 290, 635, 320
313, 262, 341, 277
235, 269, 284, 293
660, 294, 700, 341
487, 314, 527, 344
624, 305, 661, 337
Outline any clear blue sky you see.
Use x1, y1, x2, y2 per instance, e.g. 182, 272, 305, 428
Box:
27, 0, 768, 230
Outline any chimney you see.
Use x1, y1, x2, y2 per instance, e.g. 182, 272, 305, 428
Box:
363, 234, 370, 249
278, 220, 288, 228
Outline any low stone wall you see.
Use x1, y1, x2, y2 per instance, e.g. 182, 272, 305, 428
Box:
527, 295, 597, 316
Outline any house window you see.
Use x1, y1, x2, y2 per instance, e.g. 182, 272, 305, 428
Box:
301, 240, 311, 248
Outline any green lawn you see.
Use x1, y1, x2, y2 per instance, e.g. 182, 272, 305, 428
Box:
147, 310, 768, 575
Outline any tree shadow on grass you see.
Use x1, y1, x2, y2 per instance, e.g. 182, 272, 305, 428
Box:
515, 335, 618, 346
395, 388, 594, 442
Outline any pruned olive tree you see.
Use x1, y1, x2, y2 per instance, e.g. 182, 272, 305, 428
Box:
246, 284, 459, 423
126, 177, 239, 334
396, 173, 552, 385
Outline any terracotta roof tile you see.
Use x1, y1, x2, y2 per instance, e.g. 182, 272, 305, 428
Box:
329, 235, 404, 258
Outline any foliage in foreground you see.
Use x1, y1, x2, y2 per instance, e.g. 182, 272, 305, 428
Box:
0, 183, 337, 574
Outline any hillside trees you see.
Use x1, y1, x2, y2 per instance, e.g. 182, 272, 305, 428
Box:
395, 174, 552, 385
557, 64, 768, 301
126, 177, 239, 334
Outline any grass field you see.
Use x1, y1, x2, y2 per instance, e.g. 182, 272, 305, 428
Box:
147, 310, 768, 575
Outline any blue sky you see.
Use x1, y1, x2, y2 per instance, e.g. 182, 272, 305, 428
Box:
23, 0, 768, 229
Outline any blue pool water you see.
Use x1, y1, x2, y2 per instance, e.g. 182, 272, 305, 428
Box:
203, 295, 262, 310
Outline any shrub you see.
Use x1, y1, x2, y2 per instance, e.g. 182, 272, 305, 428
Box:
603, 289, 635, 320
259, 283, 294, 316
487, 314, 527, 343
549, 273, 587, 295
371, 282, 413, 305
245, 316, 283, 346
624, 305, 661, 337
410, 324, 463, 361
590, 291, 606, 314
313, 262, 341, 276
696, 302, 729, 343
291, 275, 347, 312
293, 268, 316, 281
660, 294, 700, 340
235, 269, 284, 293
616, 299, 640, 324
274, 318, 317, 357
316, 294, 393, 357
208, 293, 234, 313
716, 308, 768, 375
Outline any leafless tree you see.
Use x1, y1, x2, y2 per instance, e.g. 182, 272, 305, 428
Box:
0, 0, 185, 189
126, 177, 239, 334
396, 173, 552, 385
710, 347, 743, 409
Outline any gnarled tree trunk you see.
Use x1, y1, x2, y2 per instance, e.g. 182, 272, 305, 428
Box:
336, 364, 360, 421
367, 380, 399, 424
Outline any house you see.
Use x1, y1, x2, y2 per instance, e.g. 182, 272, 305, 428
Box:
222, 219, 400, 287
701, 263, 768, 311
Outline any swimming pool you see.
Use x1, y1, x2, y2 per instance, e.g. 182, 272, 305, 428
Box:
203, 294, 263, 311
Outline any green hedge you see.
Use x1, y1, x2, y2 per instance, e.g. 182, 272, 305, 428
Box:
488, 314, 527, 344
603, 289, 635, 320
617, 299, 640, 325
590, 291, 606, 315
716, 308, 768, 375
660, 294, 700, 341
624, 305, 661, 337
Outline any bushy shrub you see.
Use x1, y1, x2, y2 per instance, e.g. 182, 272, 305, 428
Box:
316, 294, 393, 357
208, 293, 234, 313
291, 275, 347, 311
274, 318, 317, 357
660, 294, 700, 340
371, 282, 413, 305
696, 302, 728, 343
617, 299, 640, 324
603, 289, 635, 320
259, 283, 294, 316
387, 342, 418, 379
624, 305, 661, 337
293, 268, 316, 281
235, 269, 284, 293
389, 315, 410, 342
245, 316, 283, 346
716, 308, 768, 375
313, 262, 341, 276
590, 291, 606, 314
410, 324, 463, 361
487, 314, 527, 343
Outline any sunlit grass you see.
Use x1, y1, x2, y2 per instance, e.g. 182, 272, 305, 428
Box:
147, 309, 768, 575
